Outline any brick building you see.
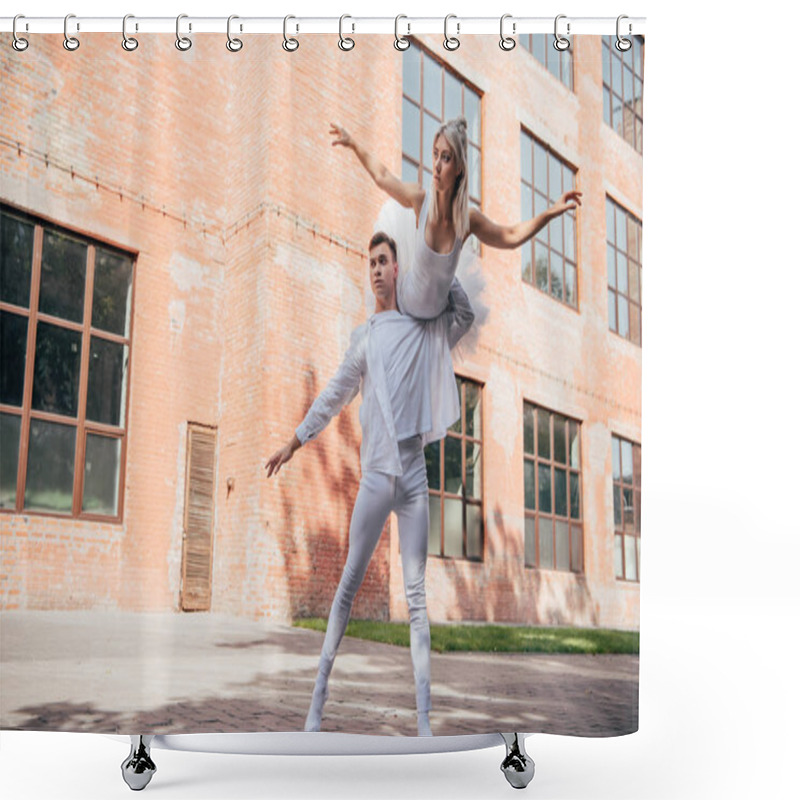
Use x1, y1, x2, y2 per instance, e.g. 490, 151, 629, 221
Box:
1, 33, 642, 630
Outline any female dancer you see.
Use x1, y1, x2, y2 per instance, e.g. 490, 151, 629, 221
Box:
330, 117, 582, 320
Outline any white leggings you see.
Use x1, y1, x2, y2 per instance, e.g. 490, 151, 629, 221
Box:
314, 436, 431, 715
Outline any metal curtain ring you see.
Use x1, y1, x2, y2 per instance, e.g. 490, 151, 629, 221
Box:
499, 14, 515, 51
12, 14, 29, 51
122, 14, 139, 51
553, 14, 570, 51
616, 15, 632, 51
283, 15, 299, 51
176, 14, 192, 51
227, 15, 243, 52
443, 14, 460, 51
339, 15, 354, 51
63, 13, 80, 51
394, 15, 410, 51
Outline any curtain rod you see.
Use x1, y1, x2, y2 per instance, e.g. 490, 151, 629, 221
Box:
1, 15, 646, 36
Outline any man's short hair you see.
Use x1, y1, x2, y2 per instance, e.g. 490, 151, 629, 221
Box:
369, 231, 398, 263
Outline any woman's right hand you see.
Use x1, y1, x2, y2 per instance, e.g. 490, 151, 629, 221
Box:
329, 122, 354, 149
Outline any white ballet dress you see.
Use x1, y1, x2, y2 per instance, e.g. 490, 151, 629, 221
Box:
397, 187, 464, 320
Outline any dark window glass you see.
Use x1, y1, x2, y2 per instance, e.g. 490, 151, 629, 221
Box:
24, 419, 76, 513
464, 382, 481, 439
0, 311, 28, 407
523, 404, 535, 455
425, 442, 440, 491
0, 413, 21, 509
538, 410, 550, 459
554, 468, 568, 516
92, 249, 133, 337
444, 436, 462, 495
32, 321, 81, 417
39, 230, 87, 323
0, 213, 34, 308
425, 377, 483, 560
86, 337, 128, 427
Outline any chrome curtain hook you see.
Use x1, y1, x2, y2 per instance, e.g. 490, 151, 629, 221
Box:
338, 14, 355, 51
553, 14, 570, 51
12, 14, 29, 51
122, 14, 139, 51
499, 14, 516, 51
283, 15, 299, 51
616, 15, 632, 51
175, 13, 192, 51
443, 14, 460, 51
394, 14, 410, 51
63, 13, 80, 51
226, 15, 243, 52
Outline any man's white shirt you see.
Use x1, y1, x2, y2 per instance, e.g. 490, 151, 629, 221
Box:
295, 279, 475, 476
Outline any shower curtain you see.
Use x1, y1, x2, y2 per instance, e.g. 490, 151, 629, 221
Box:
1, 29, 642, 739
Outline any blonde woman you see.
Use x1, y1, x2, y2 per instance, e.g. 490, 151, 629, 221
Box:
330, 117, 582, 320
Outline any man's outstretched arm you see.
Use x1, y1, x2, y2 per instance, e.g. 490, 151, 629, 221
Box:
265, 326, 366, 477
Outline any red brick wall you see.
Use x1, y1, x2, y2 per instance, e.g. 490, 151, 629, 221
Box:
2, 34, 640, 630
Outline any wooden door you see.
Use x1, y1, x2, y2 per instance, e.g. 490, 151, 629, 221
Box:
180, 423, 217, 611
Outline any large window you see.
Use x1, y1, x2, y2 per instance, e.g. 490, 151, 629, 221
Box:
401, 42, 482, 208
612, 435, 641, 582
523, 402, 583, 572
602, 35, 644, 153
425, 377, 483, 561
520, 131, 578, 308
519, 35, 574, 91
0, 206, 134, 520
606, 196, 642, 345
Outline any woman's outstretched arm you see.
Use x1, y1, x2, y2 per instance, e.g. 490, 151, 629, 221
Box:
469, 190, 582, 250
330, 122, 424, 214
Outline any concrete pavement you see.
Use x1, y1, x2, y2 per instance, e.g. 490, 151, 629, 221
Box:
0, 611, 638, 737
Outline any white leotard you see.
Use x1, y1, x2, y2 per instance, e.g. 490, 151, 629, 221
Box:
397, 187, 464, 320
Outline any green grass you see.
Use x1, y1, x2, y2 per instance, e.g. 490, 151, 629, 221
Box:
293, 618, 639, 655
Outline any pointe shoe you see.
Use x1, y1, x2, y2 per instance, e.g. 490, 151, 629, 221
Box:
417, 711, 432, 737
304, 682, 329, 732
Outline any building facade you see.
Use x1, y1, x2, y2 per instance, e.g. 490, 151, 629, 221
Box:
1, 33, 642, 630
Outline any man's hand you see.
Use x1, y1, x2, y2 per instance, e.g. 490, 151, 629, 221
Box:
265, 436, 301, 478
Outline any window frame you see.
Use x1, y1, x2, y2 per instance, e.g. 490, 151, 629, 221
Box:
523, 401, 584, 573
602, 34, 644, 153
401, 41, 484, 211
606, 195, 643, 346
425, 376, 484, 562
520, 129, 580, 309
519, 34, 575, 92
612, 434, 641, 583
0, 203, 136, 523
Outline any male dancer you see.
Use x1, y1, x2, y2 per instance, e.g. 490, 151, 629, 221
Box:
266, 232, 474, 736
